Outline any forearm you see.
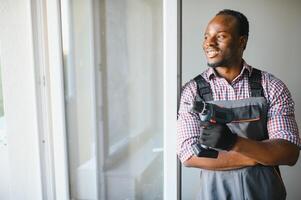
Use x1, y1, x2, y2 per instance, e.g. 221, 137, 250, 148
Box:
184, 151, 257, 170
232, 137, 300, 166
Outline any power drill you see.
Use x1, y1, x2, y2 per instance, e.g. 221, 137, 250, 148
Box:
191, 99, 234, 158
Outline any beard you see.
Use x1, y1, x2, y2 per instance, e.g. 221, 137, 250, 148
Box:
207, 59, 228, 68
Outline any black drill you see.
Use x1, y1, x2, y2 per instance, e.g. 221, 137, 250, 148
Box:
191, 100, 234, 158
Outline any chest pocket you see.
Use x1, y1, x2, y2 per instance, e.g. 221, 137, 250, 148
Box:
227, 100, 268, 141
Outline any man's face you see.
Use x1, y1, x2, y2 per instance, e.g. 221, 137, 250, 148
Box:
202, 15, 246, 68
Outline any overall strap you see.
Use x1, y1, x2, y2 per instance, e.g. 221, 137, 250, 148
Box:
193, 75, 213, 101
249, 68, 264, 97
194, 68, 264, 101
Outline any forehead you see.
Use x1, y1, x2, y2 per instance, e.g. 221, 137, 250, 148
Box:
205, 15, 238, 34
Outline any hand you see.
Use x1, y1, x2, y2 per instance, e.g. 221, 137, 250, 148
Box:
200, 123, 237, 150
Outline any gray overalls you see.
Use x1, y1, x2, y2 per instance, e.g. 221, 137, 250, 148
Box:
194, 69, 286, 200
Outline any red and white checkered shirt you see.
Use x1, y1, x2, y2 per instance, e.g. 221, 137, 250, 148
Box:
177, 61, 301, 163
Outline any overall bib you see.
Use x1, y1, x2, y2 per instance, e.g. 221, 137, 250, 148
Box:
194, 69, 286, 200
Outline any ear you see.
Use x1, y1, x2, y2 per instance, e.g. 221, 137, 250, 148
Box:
239, 36, 248, 50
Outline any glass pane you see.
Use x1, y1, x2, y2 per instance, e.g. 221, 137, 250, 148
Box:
103, 0, 163, 199
61, 0, 98, 199
61, 0, 163, 199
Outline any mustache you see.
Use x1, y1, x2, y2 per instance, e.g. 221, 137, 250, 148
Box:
205, 47, 220, 51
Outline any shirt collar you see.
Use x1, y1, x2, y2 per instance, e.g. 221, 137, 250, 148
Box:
206, 60, 253, 80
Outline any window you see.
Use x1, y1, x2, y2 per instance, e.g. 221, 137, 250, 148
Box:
61, 0, 163, 199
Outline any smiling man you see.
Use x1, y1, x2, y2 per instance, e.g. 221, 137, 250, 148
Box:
177, 9, 300, 200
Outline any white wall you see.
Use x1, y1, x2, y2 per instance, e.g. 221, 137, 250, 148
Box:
182, 0, 301, 199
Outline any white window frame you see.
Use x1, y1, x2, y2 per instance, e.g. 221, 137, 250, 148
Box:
163, 0, 180, 199
0, 0, 45, 199
44, 0, 70, 199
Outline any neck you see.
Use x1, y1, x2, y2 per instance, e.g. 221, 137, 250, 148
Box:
214, 60, 243, 83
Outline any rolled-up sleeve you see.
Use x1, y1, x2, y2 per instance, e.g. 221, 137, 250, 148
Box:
266, 74, 301, 148
177, 81, 201, 163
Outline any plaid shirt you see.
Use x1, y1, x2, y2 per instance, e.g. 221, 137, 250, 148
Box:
177, 62, 301, 163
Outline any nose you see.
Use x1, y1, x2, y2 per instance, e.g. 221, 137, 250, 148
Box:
203, 36, 217, 47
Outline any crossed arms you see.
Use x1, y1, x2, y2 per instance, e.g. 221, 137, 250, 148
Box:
183, 138, 299, 170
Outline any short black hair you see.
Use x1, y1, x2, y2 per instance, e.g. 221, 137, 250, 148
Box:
216, 9, 249, 38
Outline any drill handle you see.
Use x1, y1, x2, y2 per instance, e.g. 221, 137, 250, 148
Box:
192, 143, 219, 158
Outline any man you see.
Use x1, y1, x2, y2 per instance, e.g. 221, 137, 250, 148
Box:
177, 9, 300, 200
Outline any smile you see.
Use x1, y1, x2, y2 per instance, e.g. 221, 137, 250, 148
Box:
206, 49, 219, 58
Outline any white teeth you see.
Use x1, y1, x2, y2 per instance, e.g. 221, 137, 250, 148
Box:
207, 50, 219, 58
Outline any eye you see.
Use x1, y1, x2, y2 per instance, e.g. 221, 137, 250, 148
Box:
217, 34, 226, 40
